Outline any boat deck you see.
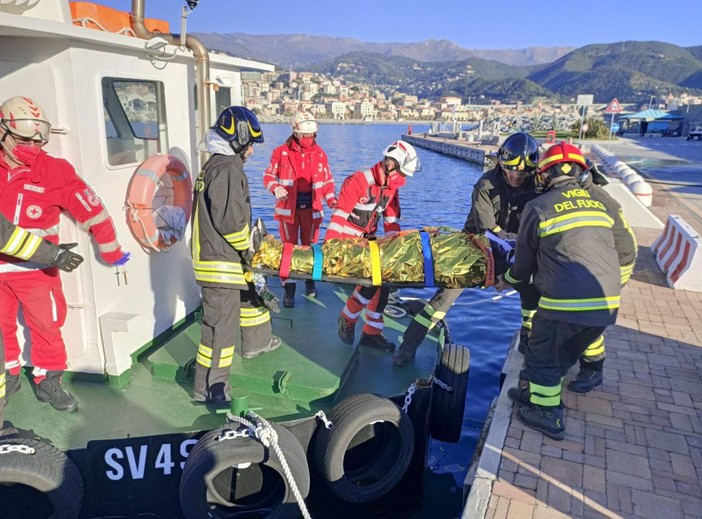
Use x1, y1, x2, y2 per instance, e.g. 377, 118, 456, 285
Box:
465, 140, 702, 518
4, 283, 440, 452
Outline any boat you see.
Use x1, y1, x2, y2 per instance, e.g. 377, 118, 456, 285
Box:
0, 2, 471, 517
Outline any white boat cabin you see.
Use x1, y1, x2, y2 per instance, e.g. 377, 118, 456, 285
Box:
0, 0, 273, 381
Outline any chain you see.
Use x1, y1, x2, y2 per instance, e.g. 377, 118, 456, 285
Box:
314, 410, 334, 430
433, 376, 454, 393
0, 444, 36, 455
402, 382, 417, 413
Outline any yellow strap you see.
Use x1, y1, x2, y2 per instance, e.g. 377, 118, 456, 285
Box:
369, 240, 382, 286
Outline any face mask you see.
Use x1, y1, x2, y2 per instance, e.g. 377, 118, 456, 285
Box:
13, 143, 42, 166
298, 137, 315, 150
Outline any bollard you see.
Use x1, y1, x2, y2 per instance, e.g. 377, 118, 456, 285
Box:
630, 180, 653, 207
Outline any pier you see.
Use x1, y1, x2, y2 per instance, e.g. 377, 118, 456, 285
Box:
403, 133, 497, 166
410, 135, 702, 519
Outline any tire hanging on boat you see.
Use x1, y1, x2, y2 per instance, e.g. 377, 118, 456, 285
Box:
178, 423, 310, 519
0, 436, 84, 519
430, 343, 470, 443
313, 393, 414, 503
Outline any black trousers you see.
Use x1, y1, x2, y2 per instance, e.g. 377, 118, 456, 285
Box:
526, 314, 607, 404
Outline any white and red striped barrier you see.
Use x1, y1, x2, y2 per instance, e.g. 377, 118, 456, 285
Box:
651, 215, 702, 291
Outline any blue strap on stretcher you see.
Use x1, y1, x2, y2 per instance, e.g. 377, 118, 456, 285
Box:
420, 231, 435, 288
311, 244, 323, 281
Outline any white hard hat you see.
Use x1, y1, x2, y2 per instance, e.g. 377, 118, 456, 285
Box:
291, 110, 318, 135
0, 96, 51, 143
383, 140, 420, 177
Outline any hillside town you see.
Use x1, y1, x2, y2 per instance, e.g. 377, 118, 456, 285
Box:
240, 70, 702, 135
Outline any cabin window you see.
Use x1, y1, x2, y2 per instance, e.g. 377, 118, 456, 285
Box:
215, 87, 231, 116
102, 78, 168, 166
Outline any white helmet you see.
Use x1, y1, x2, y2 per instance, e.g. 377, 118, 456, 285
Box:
383, 140, 421, 177
0, 96, 51, 143
291, 110, 318, 135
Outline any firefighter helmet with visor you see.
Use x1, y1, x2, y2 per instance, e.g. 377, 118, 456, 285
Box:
498, 132, 539, 173
0, 96, 52, 144
212, 106, 264, 153
535, 141, 588, 191
382, 140, 421, 177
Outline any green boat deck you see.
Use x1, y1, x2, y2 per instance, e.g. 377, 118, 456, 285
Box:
5, 283, 440, 451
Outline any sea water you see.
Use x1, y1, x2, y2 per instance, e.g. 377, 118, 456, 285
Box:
247, 123, 520, 517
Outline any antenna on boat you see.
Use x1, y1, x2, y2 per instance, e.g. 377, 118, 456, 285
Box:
181, 0, 200, 48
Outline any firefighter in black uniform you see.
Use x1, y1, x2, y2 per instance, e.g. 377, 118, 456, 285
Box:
499, 142, 623, 440
568, 164, 637, 392
0, 220, 83, 432
191, 106, 281, 405
393, 132, 540, 367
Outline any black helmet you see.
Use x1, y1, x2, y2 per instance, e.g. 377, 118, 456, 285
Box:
498, 132, 539, 173
212, 106, 264, 153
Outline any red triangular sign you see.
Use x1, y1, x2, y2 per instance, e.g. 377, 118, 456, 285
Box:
605, 98, 622, 113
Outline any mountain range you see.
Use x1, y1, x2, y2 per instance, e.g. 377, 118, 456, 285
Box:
194, 33, 702, 104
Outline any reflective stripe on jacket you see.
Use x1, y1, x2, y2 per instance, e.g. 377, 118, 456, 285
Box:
504, 177, 621, 326
191, 154, 249, 289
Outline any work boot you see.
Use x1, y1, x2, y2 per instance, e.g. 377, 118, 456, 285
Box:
338, 315, 356, 345
517, 404, 565, 441
517, 326, 530, 354
193, 382, 231, 405
568, 364, 603, 393
5, 373, 21, 401
241, 336, 282, 359
359, 332, 396, 352
392, 342, 417, 367
305, 280, 317, 297
36, 372, 78, 412
283, 283, 296, 308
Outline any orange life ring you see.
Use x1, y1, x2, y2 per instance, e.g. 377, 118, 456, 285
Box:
126, 153, 192, 252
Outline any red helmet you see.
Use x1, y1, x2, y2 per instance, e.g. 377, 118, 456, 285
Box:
536, 142, 588, 174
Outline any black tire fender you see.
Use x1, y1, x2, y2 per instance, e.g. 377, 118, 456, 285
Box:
430, 343, 470, 443
314, 393, 414, 503
0, 437, 83, 519
179, 423, 310, 519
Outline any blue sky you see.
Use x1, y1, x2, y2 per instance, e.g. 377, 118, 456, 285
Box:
97, 0, 702, 49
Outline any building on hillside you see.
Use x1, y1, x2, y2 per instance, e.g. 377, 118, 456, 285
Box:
354, 101, 375, 119
327, 101, 347, 119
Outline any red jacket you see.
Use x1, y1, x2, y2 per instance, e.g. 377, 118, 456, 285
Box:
263, 139, 336, 224
325, 161, 403, 240
0, 150, 123, 273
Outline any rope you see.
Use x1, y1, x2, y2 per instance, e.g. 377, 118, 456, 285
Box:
227, 412, 312, 519
72, 17, 136, 37
125, 206, 167, 253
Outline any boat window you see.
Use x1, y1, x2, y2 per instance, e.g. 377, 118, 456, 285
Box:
215, 87, 231, 116
102, 78, 168, 166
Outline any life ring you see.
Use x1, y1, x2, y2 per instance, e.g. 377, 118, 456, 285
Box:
125, 153, 192, 252
430, 342, 470, 443
179, 423, 309, 518
0, 436, 83, 518
313, 393, 414, 503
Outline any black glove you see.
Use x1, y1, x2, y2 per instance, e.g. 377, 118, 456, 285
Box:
51, 243, 84, 273
240, 248, 254, 266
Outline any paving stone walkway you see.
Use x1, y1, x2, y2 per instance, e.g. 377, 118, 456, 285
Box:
466, 224, 702, 518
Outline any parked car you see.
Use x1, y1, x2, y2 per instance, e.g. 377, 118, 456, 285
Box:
686, 122, 702, 141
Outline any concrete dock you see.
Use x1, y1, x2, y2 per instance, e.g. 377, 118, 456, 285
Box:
437, 135, 702, 519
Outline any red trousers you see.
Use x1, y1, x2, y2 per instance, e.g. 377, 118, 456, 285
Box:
0, 269, 68, 376
279, 207, 318, 286
341, 285, 390, 336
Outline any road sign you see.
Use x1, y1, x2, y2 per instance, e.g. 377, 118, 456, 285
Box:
577, 94, 594, 106
611, 123, 620, 133
605, 98, 622, 113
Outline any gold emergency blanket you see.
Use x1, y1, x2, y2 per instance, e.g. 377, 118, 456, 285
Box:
251, 228, 492, 288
